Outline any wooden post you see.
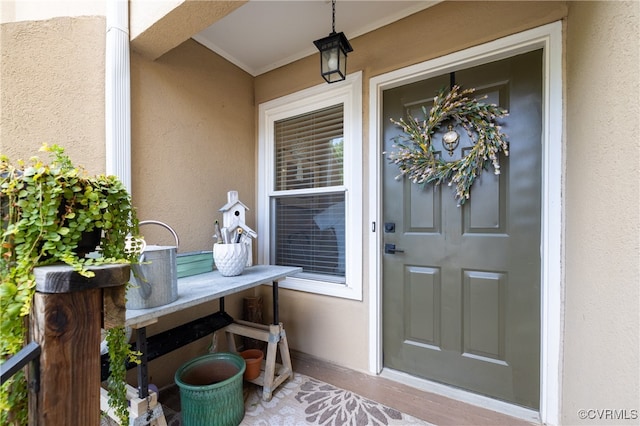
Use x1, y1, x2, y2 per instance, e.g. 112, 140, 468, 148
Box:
28, 264, 129, 426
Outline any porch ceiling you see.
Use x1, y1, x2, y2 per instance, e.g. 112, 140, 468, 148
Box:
192, 0, 440, 76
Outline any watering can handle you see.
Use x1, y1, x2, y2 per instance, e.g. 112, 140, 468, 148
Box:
139, 220, 180, 248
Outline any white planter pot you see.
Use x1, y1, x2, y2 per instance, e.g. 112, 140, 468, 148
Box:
213, 243, 249, 277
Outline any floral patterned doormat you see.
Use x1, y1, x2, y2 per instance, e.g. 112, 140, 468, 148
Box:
240, 373, 432, 425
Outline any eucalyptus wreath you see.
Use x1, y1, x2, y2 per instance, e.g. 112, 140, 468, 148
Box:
387, 85, 509, 205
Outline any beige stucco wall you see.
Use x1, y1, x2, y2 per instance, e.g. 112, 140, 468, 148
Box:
0, 16, 106, 173
121, 37, 260, 390
130, 39, 255, 253
255, 0, 569, 373
255, 1, 639, 420
0, 3, 257, 388
128, 38, 256, 385
2, 0, 638, 422
563, 1, 640, 424
129, 0, 244, 60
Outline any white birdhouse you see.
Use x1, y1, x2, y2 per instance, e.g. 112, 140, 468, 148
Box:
219, 191, 256, 266
219, 190, 249, 228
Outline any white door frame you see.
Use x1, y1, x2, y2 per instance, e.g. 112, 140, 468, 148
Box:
368, 22, 563, 425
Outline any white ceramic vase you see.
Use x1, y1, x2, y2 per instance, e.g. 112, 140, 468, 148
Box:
213, 243, 248, 277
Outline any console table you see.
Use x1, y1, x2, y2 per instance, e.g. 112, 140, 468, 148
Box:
100, 265, 301, 404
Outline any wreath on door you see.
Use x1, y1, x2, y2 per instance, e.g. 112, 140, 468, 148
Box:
387, 85, 509, 206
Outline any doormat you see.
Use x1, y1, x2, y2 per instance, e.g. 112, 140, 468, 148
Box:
106, 373, 433, 425
241, 373, 431, 425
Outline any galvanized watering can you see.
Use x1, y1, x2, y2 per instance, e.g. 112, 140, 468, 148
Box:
126, 220, 180, 310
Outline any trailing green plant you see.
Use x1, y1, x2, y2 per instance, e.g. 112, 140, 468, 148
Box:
1, 144, 142, 425
105, 326, 143, 424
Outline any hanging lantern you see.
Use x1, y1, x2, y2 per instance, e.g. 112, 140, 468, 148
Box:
313, 0, 353, 83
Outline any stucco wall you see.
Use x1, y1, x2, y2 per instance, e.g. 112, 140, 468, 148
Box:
129, 39, 256, 385
0, 16, 106, 173
255, 1, 639, 421
563, 1, 640, 424
254, 0, 568, 373
130, 39, 255, 253
2, 0, 638, 421
1, 8, 257, 388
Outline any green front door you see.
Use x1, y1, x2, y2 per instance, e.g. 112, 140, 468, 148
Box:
382, 50, 542, 409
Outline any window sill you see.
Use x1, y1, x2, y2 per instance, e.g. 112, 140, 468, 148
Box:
275, 274, 362, 301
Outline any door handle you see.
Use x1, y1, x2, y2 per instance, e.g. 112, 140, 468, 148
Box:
385, 243, 404, 254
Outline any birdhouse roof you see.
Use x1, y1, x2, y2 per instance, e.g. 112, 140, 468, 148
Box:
219, 199, 250, 212
219, 190, 250, 212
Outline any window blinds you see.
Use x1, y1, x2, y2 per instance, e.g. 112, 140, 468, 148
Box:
272, 103, 346, 280
274, 193, 345, 280
274, 104, 344, 191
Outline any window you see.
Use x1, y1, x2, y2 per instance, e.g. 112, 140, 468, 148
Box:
258, 72, 362, 299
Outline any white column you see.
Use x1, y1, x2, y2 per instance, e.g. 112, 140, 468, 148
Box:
105, 0, 131, 193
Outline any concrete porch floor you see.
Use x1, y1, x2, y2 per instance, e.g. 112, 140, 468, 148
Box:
290, 351, 537, 426
158, 350, 538, 425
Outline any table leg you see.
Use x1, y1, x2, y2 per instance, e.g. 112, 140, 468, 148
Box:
136, 327, 149, 398
272, 281, 279, 325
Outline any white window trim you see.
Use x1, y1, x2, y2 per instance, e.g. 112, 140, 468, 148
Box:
258, 71, 363, 300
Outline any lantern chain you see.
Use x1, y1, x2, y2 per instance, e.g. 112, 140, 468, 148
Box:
332, 0, 336, 34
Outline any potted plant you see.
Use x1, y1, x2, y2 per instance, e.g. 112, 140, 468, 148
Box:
1, 144, 142, 425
